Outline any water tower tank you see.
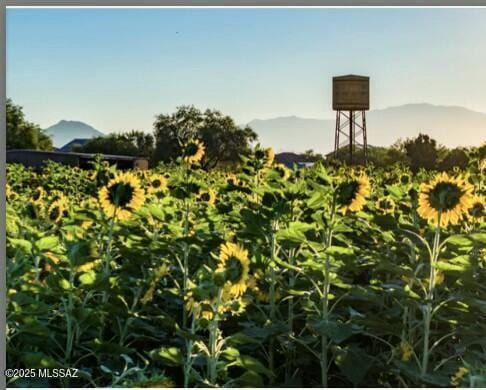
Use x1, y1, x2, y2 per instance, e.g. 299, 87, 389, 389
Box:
332, 75, 370, 111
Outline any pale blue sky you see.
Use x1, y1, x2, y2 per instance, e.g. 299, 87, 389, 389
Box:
6, 8, 486, 133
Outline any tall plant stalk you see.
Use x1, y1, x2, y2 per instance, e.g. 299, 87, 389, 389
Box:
421, 217, 441, 376
320, 197, 336, 388
268, 219, 278, 384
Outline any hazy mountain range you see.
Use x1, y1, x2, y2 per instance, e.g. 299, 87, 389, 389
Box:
45, 120, 104, 147
247, 103, 486, 153
45, 104, 486, 151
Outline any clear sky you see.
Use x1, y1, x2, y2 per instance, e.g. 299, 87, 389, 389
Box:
6, 7, 486, 133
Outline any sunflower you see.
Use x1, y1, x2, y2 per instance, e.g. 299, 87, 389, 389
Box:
6, 184, 16, 201
264, 147, 275, 167
375, 196, 396, 215
417, 172, 474, 228
197, 188, 217, 206
50, 191, 68, 208
31, 186, 46, 204
467, 194, 484, 224
399, 341, 413, 362
274, 163, 291, 180
451, 367, 469, 387
336, 174, 371, 214
147, 174, 168, 195
226, 173, 238, 187
47, 199, 65, 224
399, 173, 412, 187
185, 295, 215, 321
98, 172, 145, 221
183, 140, 205, 164
216, 242, 250, 298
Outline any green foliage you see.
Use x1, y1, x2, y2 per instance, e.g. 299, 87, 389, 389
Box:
75, 130, 154, 159
153, 106, 257, 168
6, 98, 53, 150
438, 147, 469, 171
5, 150, 486, 387
403, 133, 438, 171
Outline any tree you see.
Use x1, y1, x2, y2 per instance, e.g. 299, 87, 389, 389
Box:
403, 133, 438, 171
75, 130, 154, 159
438, 147, 469, 171
153, 106, 257, 169
6, 98, 53, 150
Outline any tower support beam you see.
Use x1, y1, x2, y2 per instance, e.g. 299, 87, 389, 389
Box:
333, 110, 367, 164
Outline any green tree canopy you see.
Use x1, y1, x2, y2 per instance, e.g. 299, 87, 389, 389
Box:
7, 98, 53, 150
74, 130, 154, 160
403, 133, 439, 171
438, 147, 469, 171
153, 106, 257, 169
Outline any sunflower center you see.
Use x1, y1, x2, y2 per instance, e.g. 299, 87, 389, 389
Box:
470, 202, 484, 217
378, 199, 392, 209
152, 179, 161, 188
276, 167, 286, 178
255, 150, 265, 160
49, 206, 61, 221
400, 175, 410, 185
225, 256, 243, 283
32, 190, 41, 201
428, 182, 463, 212
336, 181, 359, 206
108, 182, 135, 208
200, 192, 211, 202
185, 143, 198, 156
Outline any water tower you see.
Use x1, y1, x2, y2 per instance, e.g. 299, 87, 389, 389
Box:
332, 75, 369, 163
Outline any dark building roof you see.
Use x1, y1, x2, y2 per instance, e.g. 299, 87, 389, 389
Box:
58, 138, 90, 152
7, 149, 148, 170
8, 149, 144, 161
276, 152, 318, 168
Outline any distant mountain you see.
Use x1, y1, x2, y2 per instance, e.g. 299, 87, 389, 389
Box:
44, 120, 104, 148
247, 103, 486, 154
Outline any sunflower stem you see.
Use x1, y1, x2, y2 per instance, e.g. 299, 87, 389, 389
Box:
421, 219, 441, 377
320, 197, 335, 388
100, 215, 116, 340
207, 288, 223, 385
268, 220, 278, 385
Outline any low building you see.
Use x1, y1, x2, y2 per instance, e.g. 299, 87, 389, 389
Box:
276, 152, 319, 169
58, 138, 90, 152
6, 149, 148, 170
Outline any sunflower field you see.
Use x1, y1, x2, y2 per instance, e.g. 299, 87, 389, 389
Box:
5, 144, 486, 388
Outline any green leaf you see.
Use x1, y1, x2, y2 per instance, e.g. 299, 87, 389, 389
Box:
227, 332, 261, 346
335, 347, 373, 386
221, 347, 240, 361
404, 284, 421, 299
35, 236, 59, 251
235, 355, 272, 377
325, 246, 354, 256
59, 279, 72, 290
234, 371, 264, 387
8, 238, 32, 254
149, 347, 183, 366
79, 271, 97, 285
471, 233, 486, 244
307, 191, 327, 209
276, 222, 312, 244
91, 339, 135, 355
147, 204, 165, 222
435, 259, 468, 272
445, 235, 473, 247
312, 320, 353, 343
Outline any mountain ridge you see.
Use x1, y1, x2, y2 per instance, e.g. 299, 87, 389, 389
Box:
44, 120, 105, 147
247, 103, 486, 153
